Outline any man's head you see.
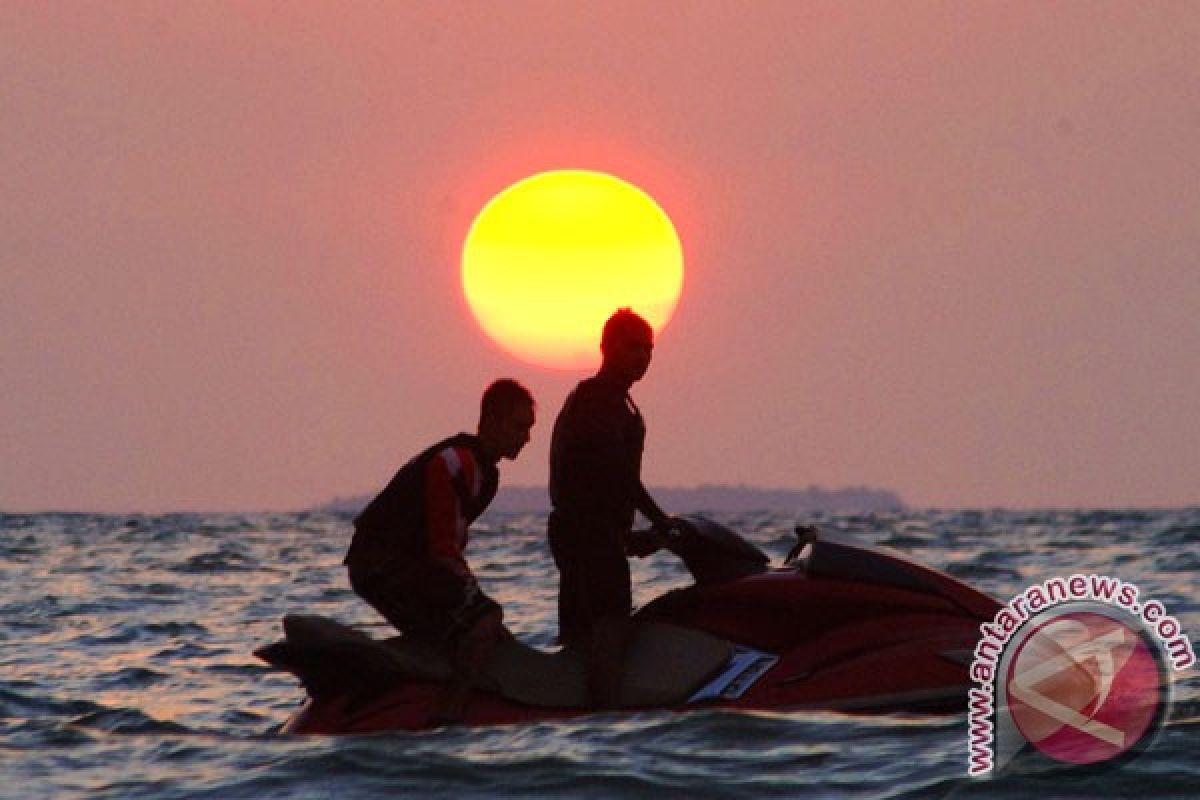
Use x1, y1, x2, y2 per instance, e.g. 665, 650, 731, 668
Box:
600, 308, 654, 386
477, 379, 536, 462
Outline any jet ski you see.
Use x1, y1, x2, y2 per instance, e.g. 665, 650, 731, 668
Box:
256, 517, 1000, 733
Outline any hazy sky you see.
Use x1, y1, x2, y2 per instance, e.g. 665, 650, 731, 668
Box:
4, 2, 1198, 512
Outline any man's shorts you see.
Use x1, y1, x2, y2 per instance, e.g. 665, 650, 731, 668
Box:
347, 556, 499, 646
547, 510, 632, 645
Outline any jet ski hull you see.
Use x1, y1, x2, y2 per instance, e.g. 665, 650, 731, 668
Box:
260, 524, 1000, 733
279, 625, 980, 734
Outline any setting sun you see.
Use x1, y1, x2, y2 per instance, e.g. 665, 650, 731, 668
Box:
462, 170, 684, 369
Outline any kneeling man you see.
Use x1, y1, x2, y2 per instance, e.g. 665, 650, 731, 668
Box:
344, 379, 535, 723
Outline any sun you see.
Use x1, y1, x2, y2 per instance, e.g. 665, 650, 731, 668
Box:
462, 169, 684, 370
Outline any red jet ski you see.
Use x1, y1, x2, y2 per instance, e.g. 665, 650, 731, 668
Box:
256, 518, 999, 733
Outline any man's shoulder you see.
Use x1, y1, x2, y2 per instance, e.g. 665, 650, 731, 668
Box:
444, 432, 480, 450
436, 433, 486, 464
569, 376, 626, 406
416, 433, 481, 474
554, 380, 629, 441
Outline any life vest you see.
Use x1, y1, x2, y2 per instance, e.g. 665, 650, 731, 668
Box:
344, 433, 498, 567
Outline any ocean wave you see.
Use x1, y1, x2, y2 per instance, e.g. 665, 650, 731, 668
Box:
942, 562, 1024, 583
0, 684, 106, 719
171, 550, 260, 574
1153, 550, 1200, 573
71, 619, 207, 647
1153, 525, 1200, 546
70, 707, 193, 735
91, 667, 171, 690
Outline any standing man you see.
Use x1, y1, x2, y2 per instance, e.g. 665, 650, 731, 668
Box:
547, 308, 676, 708
343, 379, 535, 723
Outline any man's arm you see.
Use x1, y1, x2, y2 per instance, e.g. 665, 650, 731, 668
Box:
635, 483, 671, 530
422, 448, 476, 582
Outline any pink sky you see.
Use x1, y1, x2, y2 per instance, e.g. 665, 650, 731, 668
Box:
3, 2, 1198, 511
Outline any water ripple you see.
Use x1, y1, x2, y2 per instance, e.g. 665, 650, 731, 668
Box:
70, 707, 193, 735
1, 509, 1196, 799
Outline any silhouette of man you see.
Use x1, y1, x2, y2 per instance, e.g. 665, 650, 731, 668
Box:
547, 309, 676, 708
343, 379, 535, 723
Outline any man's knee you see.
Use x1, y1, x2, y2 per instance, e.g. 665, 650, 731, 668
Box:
475, 606, 505, 639
458, 606, 505, 654
590, 615, 630, 656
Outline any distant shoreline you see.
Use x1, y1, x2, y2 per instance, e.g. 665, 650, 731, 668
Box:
318, 483, 907, 515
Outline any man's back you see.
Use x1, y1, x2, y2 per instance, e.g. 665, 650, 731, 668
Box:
548, 375, 645, 527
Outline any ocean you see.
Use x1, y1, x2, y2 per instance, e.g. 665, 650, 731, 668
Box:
2, 509, 1197, 799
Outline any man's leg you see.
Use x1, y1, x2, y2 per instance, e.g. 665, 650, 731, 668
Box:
580, 526, 635, 709
549, 515, 634, 707
548, 512, 583, 646
588, 614, 631, 709
434, 606, 505, 724
347, 559, 417, 636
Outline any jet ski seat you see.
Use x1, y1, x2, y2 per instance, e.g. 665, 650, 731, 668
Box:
480, 621, 735, 707
266, 614, 734, 709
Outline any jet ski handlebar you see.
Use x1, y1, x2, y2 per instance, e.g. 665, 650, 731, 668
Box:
624, 519, 689, 558
636, 516, 771, 584
785, 525, 819, 566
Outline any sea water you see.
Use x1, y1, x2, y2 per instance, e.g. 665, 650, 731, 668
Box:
2, 509, 1197, 799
